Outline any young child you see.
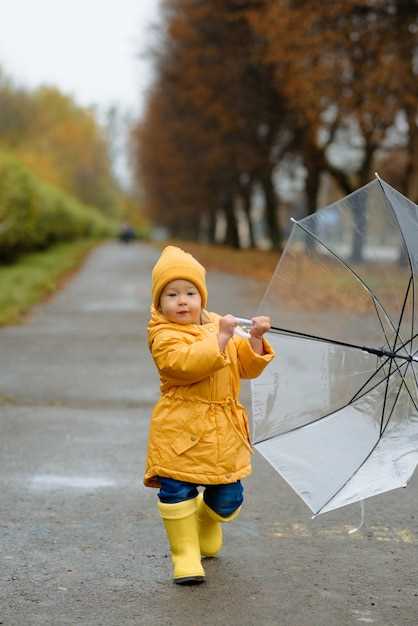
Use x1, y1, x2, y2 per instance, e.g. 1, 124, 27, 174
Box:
145, 245, 274, 585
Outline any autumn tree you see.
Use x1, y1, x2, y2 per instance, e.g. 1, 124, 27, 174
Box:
135, 1, 418, 252
134, 0, 293, 248
249, 0, 418, 258
0, 70, 35, 147
0, 74, 120, 215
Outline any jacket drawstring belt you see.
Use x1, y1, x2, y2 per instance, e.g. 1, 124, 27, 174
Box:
165, 393, 253, 454
206, 397, 253, 454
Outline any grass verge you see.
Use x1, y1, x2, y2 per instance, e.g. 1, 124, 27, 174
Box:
0, 239, 101, 326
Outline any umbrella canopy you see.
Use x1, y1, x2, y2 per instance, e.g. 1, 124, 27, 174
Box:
251, 176, 418, 515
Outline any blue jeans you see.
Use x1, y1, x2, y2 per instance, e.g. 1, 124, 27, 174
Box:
158, 477, 244, 517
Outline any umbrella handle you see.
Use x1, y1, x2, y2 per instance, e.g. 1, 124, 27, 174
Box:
234, 316, 252, 326
234, 326, 251, 339
233, 317, 252, 339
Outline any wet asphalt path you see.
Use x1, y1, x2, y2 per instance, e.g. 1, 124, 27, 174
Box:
1, 241, 417, 626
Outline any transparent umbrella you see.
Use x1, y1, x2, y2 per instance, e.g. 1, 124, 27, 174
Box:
246, 175, 418, 516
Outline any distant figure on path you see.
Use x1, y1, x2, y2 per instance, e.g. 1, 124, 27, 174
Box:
118, 223, 136, 243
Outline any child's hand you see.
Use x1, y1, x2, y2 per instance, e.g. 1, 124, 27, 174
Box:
219, 314, 238, 337
218, 314, 238, 352
250, 316, 271, 339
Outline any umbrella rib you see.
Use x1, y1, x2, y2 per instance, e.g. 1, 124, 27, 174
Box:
392, 275, 412, 353
412, 253, 416, 365
396, 367, 418, 414
411, 297, 418, 391
349, 354, 392, 404
398, 366, 418, 415
380, 361, 417, 437
254, 357, 410, 446
376, 175, 417, 383
373, 301, 396, 354
293, 220, 400, 335
380, 275, 413, 434
376, 175, 415, 280
348, 326, 414, 406
316, 360, 415, 516
348, 329, 418, 404
409, 348, 418, 390
383, 276, 418, 424
315, 440, 381, 516
386, 360, 418, 419
350, 353, 416, 410
255, 330, 416, 445
350, 335, 416, 404
268, 325, 415, 361
314, 370, 416, 515
265, 327, 416, 410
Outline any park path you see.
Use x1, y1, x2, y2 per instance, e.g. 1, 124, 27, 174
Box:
0, 241, 417, 626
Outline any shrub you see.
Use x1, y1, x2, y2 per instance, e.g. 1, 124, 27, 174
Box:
0, 153, 117, 262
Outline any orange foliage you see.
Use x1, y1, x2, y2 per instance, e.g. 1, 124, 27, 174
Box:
249, 1, 418, 191
134, 1, 418, 243
133, 0, 283, 243
0, 82, 119, 214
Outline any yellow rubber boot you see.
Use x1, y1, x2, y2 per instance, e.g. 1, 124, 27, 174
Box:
196, 493, 241, 558
158, 496, 205, 585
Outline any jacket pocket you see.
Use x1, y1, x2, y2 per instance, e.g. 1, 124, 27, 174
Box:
170, 431, 200, 455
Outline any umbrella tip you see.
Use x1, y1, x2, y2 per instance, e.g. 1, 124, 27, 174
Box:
290, 217, 297, 223
374, 171, 381, 180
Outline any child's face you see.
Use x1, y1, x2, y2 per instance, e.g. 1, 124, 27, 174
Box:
159, 279, 202, 325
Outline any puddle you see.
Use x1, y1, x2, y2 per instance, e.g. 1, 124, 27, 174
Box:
30, 474, 116, 489
271, 521, 417, 544
352, 610, 375, 623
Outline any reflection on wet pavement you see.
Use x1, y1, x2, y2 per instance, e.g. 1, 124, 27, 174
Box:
30, 474, 116, 489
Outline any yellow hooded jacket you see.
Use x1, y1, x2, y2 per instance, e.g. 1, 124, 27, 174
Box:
144, 307, 275, 487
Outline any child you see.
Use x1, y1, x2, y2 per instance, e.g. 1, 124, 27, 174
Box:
145, 245, 274, 585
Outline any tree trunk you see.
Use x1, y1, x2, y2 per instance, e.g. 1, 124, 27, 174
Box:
241, 187, 256, 248
224, 194, 240, 249
260, 171, 281, 249
350, 148, 374, 263
207, 207, 217, 244
303, 160, 322, 250
401, 106, 418, 198
399, 108, 416, 267
305, 164, 321, 218
170, 220, 181, 239
178, 214, 200, 241
350, 203, 367, 263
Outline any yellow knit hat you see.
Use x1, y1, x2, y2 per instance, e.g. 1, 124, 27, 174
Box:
151, 245, 208, 308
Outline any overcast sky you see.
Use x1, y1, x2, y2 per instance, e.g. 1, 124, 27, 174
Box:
0, 0, 161, 115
